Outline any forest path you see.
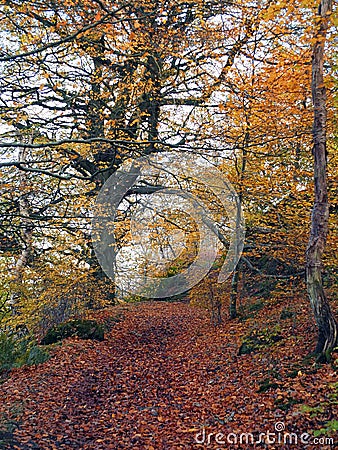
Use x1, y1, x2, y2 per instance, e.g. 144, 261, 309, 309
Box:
0, 301, 334, 449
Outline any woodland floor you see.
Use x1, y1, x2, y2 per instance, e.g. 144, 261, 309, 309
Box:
0, 299, 337, 449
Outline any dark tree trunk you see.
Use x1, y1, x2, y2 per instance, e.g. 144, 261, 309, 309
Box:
209, 283, 222, 326
230, 259, 241, 319
306, 0, 337, 362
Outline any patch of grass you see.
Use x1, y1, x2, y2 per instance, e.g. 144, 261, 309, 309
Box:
300, 382, 338, 437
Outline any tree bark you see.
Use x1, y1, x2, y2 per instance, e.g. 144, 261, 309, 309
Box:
8, 133, 35, 319
230, 259, 241, 319
306, 0, 337, 361
209, 283, 222, 326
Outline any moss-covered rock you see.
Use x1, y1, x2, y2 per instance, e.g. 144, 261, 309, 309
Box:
238, 328, 283, 355
41, 319, 104, 345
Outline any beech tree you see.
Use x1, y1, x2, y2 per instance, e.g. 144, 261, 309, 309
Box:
0, 0, 269, 324
0, 0, 337, 346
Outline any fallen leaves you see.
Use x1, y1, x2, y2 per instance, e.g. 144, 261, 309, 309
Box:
0, 300, 337, 449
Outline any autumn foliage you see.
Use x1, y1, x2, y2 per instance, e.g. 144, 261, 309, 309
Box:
0, 0, 337, 447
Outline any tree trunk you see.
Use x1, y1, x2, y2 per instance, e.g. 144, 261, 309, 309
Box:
306, 0, 337, 361
230, 259, 241, 319
209, 283, 222, 326
9, 134, 34, 313
229, 124, 247, 319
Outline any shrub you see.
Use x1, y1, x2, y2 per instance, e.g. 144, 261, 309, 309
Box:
0, 333, 18, 372
0, 332, 50, 377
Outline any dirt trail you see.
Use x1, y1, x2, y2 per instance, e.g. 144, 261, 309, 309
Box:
0, 302, 336, 449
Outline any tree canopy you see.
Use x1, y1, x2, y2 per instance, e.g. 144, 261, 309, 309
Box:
0, 0, 337, 357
